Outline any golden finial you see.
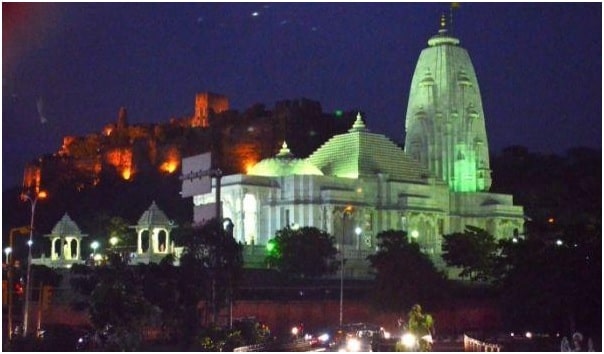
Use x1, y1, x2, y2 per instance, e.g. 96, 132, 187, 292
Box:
277, 141, 292, 158
440, 13, 447, 29
450, 3, 460, 34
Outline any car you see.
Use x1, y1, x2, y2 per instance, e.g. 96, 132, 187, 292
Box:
306, 327, 338, 349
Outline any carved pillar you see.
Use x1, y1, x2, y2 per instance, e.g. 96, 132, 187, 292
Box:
63, 237, 71, 260
137, 230, 143, 254
61, 236, 67, 260
76, 238, 81, 260
165, 229, 170, 254
151, 228, 158, 254
51, 237, 58, 260
325, 205, 335, 235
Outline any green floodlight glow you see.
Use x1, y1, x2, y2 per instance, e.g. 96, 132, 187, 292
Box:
452, 145, 478, 192
335, 110, 343, 117
266, 239, 277, 254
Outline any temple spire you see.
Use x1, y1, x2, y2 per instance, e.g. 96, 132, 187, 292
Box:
276, 141, 293, 158
349, 112, 368, 132
404, 16, 491, 192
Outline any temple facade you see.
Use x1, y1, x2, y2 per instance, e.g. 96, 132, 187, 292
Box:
188, 116, 523, 277
184, 20, 525, 277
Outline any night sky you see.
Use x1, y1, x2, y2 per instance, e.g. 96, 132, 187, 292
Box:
2, 3, 601, 190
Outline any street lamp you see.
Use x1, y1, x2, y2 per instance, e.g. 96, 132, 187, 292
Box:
91, 241, 99, 256
340, 206, 353, 327
90, 241, 100, 266
21, 189, 47, 338
4, 247, 12, 265
109, 237, 119, 248
7, 226, 30, 341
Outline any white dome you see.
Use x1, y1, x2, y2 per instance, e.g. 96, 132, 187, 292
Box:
247, 142, 323, 177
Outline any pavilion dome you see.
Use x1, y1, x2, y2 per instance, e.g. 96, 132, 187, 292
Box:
47, 213, 86, 237
137, 201, 173, 228
248, 142, 324, 177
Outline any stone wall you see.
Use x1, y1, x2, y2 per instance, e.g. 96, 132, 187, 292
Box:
40, 297, 501, 337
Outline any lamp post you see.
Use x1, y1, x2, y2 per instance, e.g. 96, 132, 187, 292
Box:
355, 226, 362, 249
340, 206, 353, 327
91, 241, 99, 257
7, 226, 30, 341
4, 247, 12, 265
222, 218, 235, 329
21, 190, 47, 338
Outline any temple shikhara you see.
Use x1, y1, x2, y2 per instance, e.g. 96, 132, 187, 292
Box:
185, 17, 525, 277
404, 15, 491, 193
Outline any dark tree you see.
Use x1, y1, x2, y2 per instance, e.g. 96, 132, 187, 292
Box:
442, 226, 499, 281
265, 226, 338, 278
137, 258, 182, 344
496, 220, 601, 338
30, 265, 62, 288
85, 256, 153, 351
179, 219, 244, 327
367, 230, 446, 313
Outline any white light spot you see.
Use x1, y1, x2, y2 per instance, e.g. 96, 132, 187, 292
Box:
252, 11, 259, 17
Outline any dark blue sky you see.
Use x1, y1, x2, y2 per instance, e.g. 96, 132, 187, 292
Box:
3, 3, 601, 189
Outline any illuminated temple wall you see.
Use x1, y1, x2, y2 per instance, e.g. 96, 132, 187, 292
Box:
183, 21, 525, 277
189, 115, 524, 277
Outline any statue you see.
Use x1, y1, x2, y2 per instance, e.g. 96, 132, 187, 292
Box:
407, 304, 434, 351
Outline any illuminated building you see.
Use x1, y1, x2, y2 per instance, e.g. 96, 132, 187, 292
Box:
131, 201, 180, 264
192, 92, 229, 127
187, 21, 525, 277
32, 213, 88, 268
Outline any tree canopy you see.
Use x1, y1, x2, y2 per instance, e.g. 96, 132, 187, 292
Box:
442, 225, 499, 281
69, 219, 244, 350
367, 230, 447, 313
265, 226, 338, 278
495, 220, 601, 335
179, 219, 244, 326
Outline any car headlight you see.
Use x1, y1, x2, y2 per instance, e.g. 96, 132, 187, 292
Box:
346, 338, 361, 352
318, 333, 330, 342
401, 332, 417, 348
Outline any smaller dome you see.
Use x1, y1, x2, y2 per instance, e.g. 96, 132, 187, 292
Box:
248, 142, 324, 177
137, 201, 172, 227
47, 213, 86, 237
